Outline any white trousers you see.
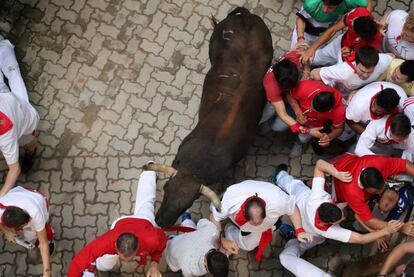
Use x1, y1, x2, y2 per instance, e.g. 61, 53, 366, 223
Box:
280, 239, 331, 277
276, 171, 309, 203
224, 223, 262, 252
0, 38, 29, 103
311, 35, 343, 66
94, 171, 157, 272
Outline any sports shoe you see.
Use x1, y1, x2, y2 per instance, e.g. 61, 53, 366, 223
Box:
278, 224, 296, 241
181, 211, 191, 222
268, 164, 288, 185
21, 148, 37, 174
289, 141, 303, 158
49, 240, 55, 256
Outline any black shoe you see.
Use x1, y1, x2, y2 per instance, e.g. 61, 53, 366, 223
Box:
49, 240, 55, 256
21, 148, 37, 174
268, 164, 288, 184
311, 139, 324, 156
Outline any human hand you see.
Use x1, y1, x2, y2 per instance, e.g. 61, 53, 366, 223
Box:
300, 47, 316, 64
401, 221, 414, 237
386, 220, 404, 234
377, 237, 390, 252
297, 232, 313, 243
146, 262, 162, 277
341, 47, 351, 57
296, 112, 307, 125
333, 171, 353, 183
3, 227, 16, 243
309, 126, 324, 138
221, 237, 239, 255
318, 133, 331, 147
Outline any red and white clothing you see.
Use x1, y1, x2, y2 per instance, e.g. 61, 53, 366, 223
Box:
332, 153, 407, 221
319, 54, 393, 98
0, 38, 39, 165
67, 171, 167, 277
211, 180, 296, 258
355, 115, 414, 157
291, 80, 345, 127
277, 172, 351, 277
312, 7, 382, 66
381, 10, 414, 60
0, 186, 49, 244
346, 81, 406, 125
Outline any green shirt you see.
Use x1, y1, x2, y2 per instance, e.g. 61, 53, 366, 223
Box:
303, 0, 367, 23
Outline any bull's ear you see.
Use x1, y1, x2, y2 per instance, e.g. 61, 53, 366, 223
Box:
211, 15, 218, 27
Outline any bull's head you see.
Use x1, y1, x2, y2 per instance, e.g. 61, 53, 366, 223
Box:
144, 163, 221, 228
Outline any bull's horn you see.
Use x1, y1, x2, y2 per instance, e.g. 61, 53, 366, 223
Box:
144, 163, 177, 177
200, 185, 221, 211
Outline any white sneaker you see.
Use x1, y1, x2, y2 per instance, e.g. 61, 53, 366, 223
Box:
289, 142, 303, 158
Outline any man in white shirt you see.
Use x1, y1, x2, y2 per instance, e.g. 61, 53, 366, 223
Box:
0, 37, 39, 197
0, 186, 54, 277
355, 113, 414, 158
311, 46, 393, 98
380, 10, 414, 60
166, 214, 229, 277
273, 160, 403, 277
340, 81, 406, 141
210, 180, 313, 261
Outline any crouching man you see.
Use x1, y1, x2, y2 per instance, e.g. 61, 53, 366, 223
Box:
209, 179, 313, 261
165, 212, 229, 277
68, 163, 167, 277
0, 186, 54, 277
271, 160, 403, 277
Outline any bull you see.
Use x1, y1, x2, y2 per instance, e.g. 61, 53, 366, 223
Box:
147, 7, 273, 228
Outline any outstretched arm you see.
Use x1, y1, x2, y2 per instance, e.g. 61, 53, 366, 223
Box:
348, 220, 403, 244
37, 228, 51, 277
0, 162, 21, 198
314, 159, 353, 182
379, 241, 414, 276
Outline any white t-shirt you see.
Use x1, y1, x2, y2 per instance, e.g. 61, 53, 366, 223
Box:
166, 219, 219, 277
0, 40, 38, 164
346, 81, 407, 124
297, 177, 352, 243
211, 180, 296, 233
355, 115, 414, 157
0, 186, 48, 234
382, 10, 414, 60
320, 54, 393, 97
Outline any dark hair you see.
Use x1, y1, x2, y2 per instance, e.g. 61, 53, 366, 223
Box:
273, 59, 299, 92
400, 60, 414, 82
375, 88, 400, 112
323, 0, 343, 5
3, 206, 31, 228
206, 250, 229, 277
355, 46, 379, 68
244, 197, 266, 221
353, 16, 378, 41
317, 203, 342, 223
391, 113, 412, 138
116, 233, 138, 256
312, 91, 335, 112
360, 167, 384, 190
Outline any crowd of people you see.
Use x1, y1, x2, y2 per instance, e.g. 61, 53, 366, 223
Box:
1, 0, 414, 276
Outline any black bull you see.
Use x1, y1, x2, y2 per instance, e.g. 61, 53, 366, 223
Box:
154, 7, 273, 228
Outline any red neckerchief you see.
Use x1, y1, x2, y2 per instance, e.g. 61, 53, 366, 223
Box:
369, 85, 399, 120
0, 112, 13, 135
346, 60, 357, 73
0, 203, 24, 231
314, 209, 331, 231
234, 195, 271, 261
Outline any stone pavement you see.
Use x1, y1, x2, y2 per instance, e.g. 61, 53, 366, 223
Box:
0, 0, 413, 276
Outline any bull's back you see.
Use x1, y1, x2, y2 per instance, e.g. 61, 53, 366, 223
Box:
174, 8, 273, 184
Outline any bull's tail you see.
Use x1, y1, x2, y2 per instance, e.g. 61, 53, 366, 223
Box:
211, 14, 218, 27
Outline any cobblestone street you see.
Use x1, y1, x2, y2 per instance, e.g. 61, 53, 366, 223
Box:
0, 0, 413, 276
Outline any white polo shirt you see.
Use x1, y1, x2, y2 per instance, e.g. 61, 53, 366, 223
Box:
355, 115, 414, 157
320, 54, 393, 97
296, 177, 352, 243
346, 81, 407, 124
166, 219, 219, 277
211, 180, 296, 233
0, 39, 39, 165
382, 10, 414, 60
0, 186, 48, 234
